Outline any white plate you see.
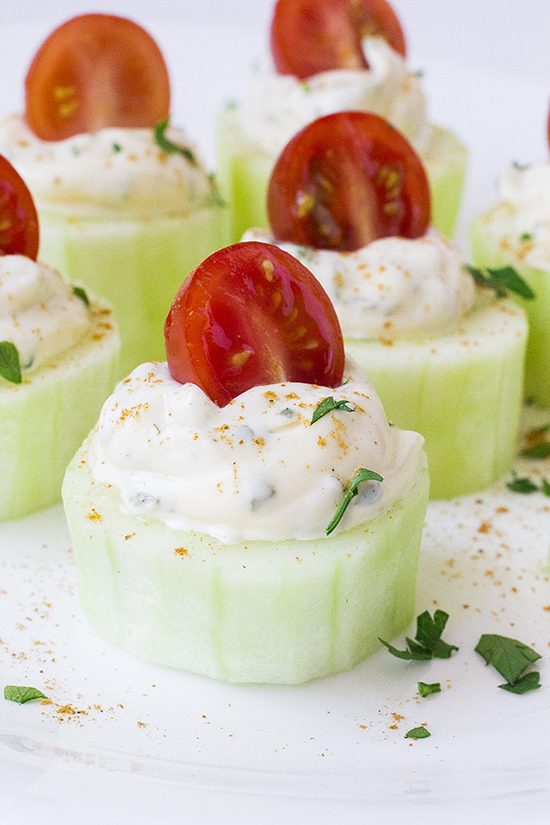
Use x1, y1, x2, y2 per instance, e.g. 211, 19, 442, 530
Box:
0, 8, 549, 825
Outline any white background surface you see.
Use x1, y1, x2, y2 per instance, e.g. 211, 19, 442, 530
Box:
1, 2, 550, 824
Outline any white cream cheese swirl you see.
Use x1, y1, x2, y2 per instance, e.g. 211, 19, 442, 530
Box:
89, 359, 424, 544
0, 115, 214, 219
494, 162, 550, 270
243, 228, 475, 338
0, 255, 91, 373
240, 36, 432, 158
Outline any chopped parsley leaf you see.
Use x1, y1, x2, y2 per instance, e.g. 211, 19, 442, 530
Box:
154, 118, 197, 166
417, 681, 441, 698
405, 726, 430, 739
475, 634, 541, 692
0, 341, 22, 384
4, 685, 47, 704
380, 609, 458, 660
519, 442, 550, 459
466, 264, 535, 300
311, 396, 355, 424
326, 468, 383, 536
72, 285, 90, 306
506, 475, 540, 494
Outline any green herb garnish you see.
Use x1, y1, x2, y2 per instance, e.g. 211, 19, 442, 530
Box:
380, 609, 458, 661
520, 232, 533, 242
506, 475, 540, 494
72, 285, 90, 306
541, 477, 550, 496
279, 407, 294, 418
4, 685, 47, 704
417, 681, 441, 698
475, 634, 541, 693
112, 142, 122, 153
0, 341, 22, 384
519, 443, 550, 459
154, 117, 197, 165
311, 396, 355, 424
326, 468, 383, 536
405, 726, 431, 739
466, 265, 535, 300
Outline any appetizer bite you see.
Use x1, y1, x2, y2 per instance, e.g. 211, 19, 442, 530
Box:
62, 241, 429, 684
471, 105, 550, 406
243, 111, 528, 499
0, 155, 119, 521
217, 0, 467, 243
0, 13, 229, 377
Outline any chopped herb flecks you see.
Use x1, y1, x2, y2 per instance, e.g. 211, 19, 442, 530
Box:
405, 726, 431, 739
0, 341, 22, 384
380, 609, 458, 661
311, 396, 355, 424
466, 264, 535, 300
154, 117, 197, 165
72, 285, 90, 306
417, 681, 441, 698
326, 468, 383, 535
475, 634, 542, 693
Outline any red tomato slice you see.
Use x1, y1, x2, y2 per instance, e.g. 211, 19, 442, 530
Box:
267, 111, 431, 252
165, 242, 345, 406
25, 14, 170, 141
271, 0, 406, 80
0, 155, 39, 259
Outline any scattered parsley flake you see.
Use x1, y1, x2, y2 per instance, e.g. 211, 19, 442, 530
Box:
475, 634, 541, 690
513, 161, 529, 171
506, 475, 539, 494
519, 442, 550, 459
154, 118, 197, 166
311, 396, 355, 424
417, 681, 441, 698
466, 264, 535, 300
279, 408, 294, 418
72, 285, 90, 306
0, 341, 22, 384
520, 232, 533, 242
326, 468, 383, 536
405, 726, 431, 739
4, 685, 47, 704
541, 477, 550, 497
112, 142, 122, 153
499, 671, 541, 694
380, 609, 458, 661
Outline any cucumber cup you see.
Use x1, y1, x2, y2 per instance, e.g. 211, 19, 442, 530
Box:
471, 206, 550, 407
217, 104, 467, 243
63, 437, 428, 684
345, 299, 527, 499
0, 295, 119, 521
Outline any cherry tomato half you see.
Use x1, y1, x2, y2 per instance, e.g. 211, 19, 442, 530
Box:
0, 155, 39, 259
267, 111, 431, 252
270, 0, 406, 80
25, 14, 171, 141
165, 242, 345, 406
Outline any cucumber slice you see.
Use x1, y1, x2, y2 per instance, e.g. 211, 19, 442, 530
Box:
471, 209, 550, 407
37, 203, 230, 379
62, 438, 428, 684
216, 104, 468, 243
344, 299, 527, 500
0, 297, 119, 521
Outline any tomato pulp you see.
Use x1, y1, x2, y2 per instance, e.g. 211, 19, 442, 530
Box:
267, 111, 431, 252
270, 0, 406, 80
25, 13, 170, 141
165, 242, 345, 406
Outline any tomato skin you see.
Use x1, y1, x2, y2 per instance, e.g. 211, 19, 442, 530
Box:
271, 0, 406, 80
165, 242, 345, 406
267, 111, 431, 252
25, 14, 170, 141
0, 155, 39, 259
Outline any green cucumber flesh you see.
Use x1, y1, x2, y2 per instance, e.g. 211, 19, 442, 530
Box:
216, 105, 468, 243
37, 204, 230, 379
0, 298, 119, 521
62, 439, 428, 684
345, 299, 527, 499
471, 209, 550, 407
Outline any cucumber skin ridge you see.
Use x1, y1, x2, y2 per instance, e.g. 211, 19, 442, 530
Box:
216, 104, 468, 243
37, 202, 231, 380
0, 297, 120, 521
62, 438, 429, 684
471, 210, 550, 408
344, 299, 527, 500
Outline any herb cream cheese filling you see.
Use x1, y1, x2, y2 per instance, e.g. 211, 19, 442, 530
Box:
240, 36, 432, 159
490, 162, 550, 270
242, 228, 476, 338
89, 359, 424, 544
0, 255, 92, 373
0, 115, 214, 219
